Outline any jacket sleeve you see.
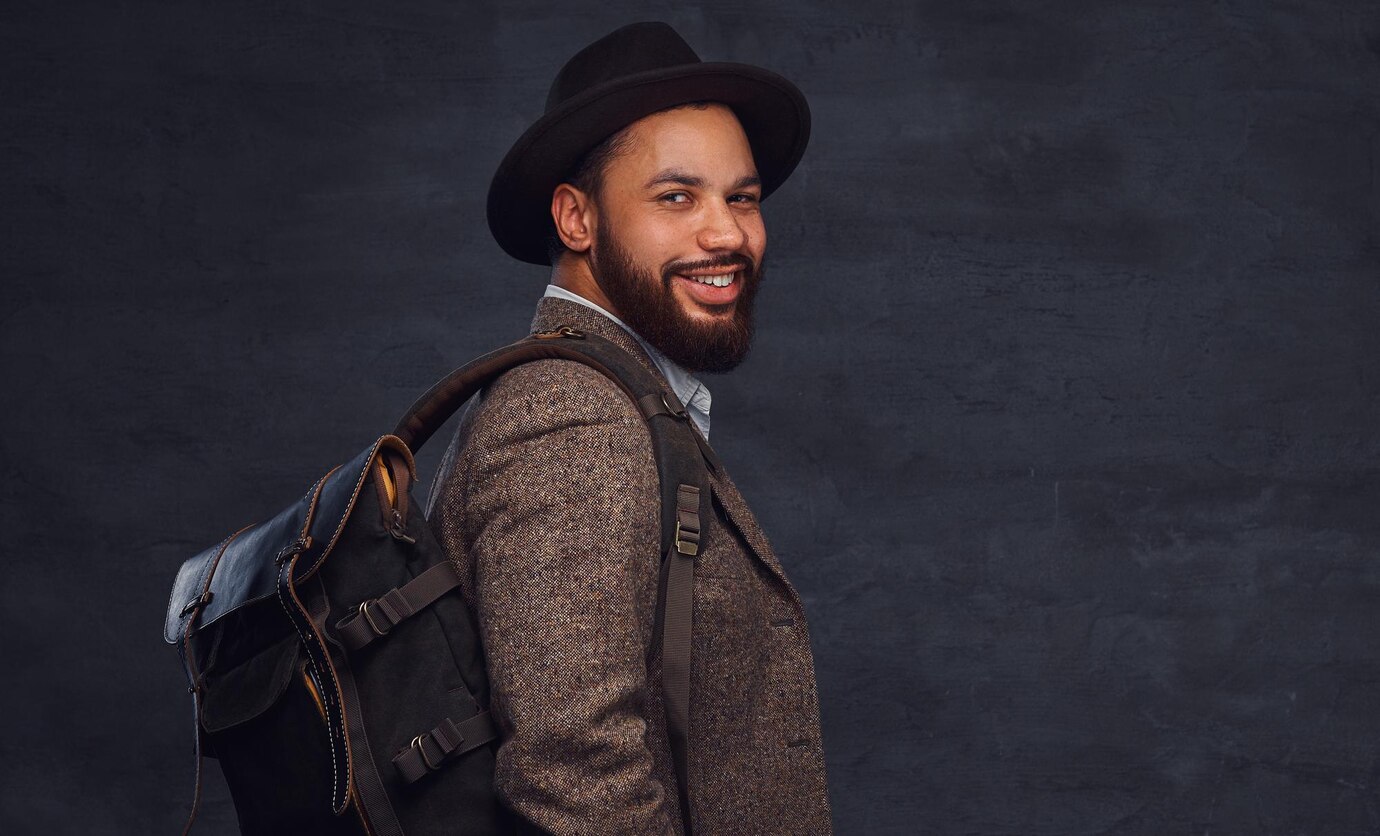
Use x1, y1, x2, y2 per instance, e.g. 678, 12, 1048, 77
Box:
450, 360, 678, 835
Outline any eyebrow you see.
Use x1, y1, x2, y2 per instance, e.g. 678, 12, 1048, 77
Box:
644, 168, 762, 191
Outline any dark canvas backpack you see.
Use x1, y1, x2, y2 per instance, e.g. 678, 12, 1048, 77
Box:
164, 326, 711, 835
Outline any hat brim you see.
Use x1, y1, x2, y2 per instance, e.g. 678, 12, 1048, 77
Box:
487, 62, 811, 266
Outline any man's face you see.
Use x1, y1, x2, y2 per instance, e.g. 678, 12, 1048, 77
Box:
587, 103, 767, 374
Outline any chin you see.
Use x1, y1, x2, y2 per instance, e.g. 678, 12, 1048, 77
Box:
684, 302, 737, 320
674, 291, 737, 318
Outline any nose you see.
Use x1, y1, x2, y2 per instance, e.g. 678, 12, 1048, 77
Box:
696, 198, 747, 253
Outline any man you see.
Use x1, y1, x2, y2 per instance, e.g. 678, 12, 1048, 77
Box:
427, 22, 831, 834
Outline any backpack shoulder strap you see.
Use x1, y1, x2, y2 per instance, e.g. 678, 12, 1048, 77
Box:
394, 324, 708, 834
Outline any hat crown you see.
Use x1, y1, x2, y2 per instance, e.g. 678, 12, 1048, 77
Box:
546, 22, 702, 113
491, 21, 810, 265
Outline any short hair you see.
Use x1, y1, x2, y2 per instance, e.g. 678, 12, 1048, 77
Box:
544, 100, 714, 264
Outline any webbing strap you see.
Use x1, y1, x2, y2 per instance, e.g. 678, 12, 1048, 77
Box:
336, 560, 463, 652
309, 580, 406, 836
638, 392, 687, 420
391, 711, 499, 784
637, 393, 721, 476
662, 483, 700, 833
673, 485, 702, 556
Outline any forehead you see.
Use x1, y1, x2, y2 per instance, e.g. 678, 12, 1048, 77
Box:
605, 103, 758, 187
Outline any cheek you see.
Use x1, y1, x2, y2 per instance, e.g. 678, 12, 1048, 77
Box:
613, 210, 680, 255
745, 217, 767, 255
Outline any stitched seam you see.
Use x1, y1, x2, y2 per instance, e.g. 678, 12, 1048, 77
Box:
286, 469, 334, 573
179, 530, 233, 678
379, 433, 417, 478
173, 520, 256, 644
303, 436, 402, 579
292, 468, 338, 577
172, 531, 232, 633
174, 468, 327, 638
278, 558, 348, 811
326, 440, 385, 553
302, 575, 354, 815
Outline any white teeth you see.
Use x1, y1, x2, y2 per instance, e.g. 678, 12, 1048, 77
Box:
687, 272, 736, 287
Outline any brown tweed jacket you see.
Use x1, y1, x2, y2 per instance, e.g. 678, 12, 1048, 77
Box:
426, 296, 832, 835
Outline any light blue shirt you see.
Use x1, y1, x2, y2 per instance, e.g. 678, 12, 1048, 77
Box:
542, 284, 712, 440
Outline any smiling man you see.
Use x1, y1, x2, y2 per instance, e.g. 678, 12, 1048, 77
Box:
546, 101, 765, 382
427, 22, 831, 835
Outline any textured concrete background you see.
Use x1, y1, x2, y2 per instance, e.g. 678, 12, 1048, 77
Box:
3, 1, 1379, 833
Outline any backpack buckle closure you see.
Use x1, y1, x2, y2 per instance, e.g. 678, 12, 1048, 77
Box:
388, 509, 416, 544
661, 393, 688, 420
673, 520, 699, 556
274, 535, 313, 567
359, 599, 391, 637
179, 590, 214, 618
411, 733, 443, 771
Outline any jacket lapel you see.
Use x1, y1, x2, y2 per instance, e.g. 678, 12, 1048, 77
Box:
529, 296, 795, 592
707, 468, 796, 595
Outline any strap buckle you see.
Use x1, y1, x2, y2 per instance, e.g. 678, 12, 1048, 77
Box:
179, 590, 214, 618
673, 520, 699, 556
274, 535, 313, 567
388, 509, 416, 544
410, 734, 442, 771
358, 599, 391, 637
662, 393, 688, 420
673, 484, 701, 555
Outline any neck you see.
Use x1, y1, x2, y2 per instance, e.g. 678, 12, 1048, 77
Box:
550, 254, 622, 320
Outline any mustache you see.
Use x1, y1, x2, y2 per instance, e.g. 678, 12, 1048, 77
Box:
663, 254, 755, 281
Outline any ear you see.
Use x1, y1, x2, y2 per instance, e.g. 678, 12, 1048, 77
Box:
551, 183, 595, 254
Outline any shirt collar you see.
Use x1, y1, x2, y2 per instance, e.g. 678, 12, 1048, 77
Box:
542, 284, 712, 439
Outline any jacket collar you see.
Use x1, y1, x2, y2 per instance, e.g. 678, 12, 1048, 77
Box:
530, 295, 666, 385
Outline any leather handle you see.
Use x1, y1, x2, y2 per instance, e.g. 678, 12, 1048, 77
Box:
391, 334, 641, 454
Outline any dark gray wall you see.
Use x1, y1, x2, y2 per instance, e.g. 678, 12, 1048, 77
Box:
4, 1, 1378, 833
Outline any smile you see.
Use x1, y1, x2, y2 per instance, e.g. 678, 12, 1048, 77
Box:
679, 271, 738, 287
673, 269, 743, 306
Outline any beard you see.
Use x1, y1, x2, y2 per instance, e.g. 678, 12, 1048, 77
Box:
588, 223, 766, 375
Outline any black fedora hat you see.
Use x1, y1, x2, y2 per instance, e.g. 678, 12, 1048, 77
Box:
486, 21, 811, 266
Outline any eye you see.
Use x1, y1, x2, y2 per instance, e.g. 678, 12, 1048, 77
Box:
729, 193, 760, 205
660, 192, 690, 204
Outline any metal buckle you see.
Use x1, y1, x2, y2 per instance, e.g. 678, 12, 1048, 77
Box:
411, 734, 442, 771
359, 599, 390, 636
180, 590, 214, 617
388, 509, 417, 544
661, 393, 688, 420
533, 325, 586, 340
274, 535, 313, 567
673, 521, 699, 556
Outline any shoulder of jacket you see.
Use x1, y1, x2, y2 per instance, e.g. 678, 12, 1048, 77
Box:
465, 357, 648, 443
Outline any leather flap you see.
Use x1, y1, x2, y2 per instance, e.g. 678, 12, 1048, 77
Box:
200, 633, 301, 733
164, 435, 417, 644
165, 538, 224, 644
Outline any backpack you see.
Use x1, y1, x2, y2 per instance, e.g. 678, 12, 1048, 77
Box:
164, 325, 710, 835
